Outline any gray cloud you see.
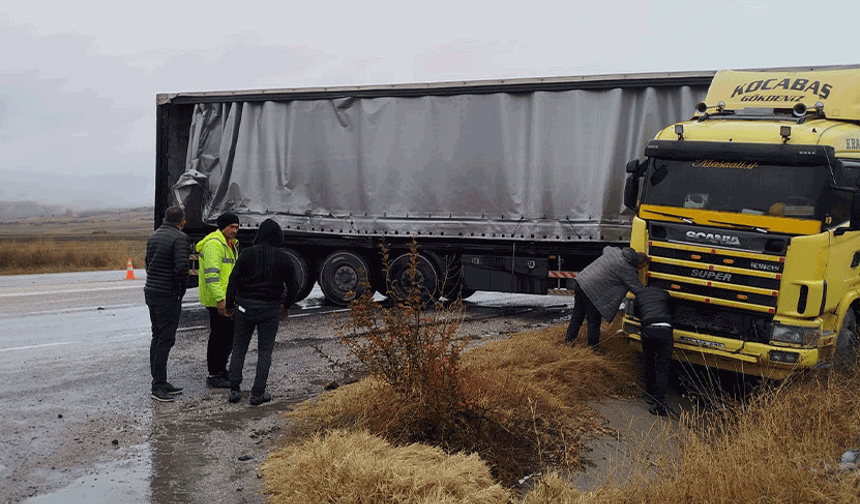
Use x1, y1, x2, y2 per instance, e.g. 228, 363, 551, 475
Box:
1, 0, 858, 210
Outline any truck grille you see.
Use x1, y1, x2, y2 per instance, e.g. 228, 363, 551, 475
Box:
671, 300, 772, 343
646, 221, 786, 342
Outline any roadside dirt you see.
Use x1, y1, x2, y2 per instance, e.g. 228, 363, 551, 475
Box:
5, 299, 685, 503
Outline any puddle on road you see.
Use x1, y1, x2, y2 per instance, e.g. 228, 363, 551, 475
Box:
25, 399, 302, 503
24, 443, 150, 503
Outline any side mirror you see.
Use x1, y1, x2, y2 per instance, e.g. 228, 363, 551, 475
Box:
623, 159, 646, 210
624, 175, 639, 210
625, 159, 640, 173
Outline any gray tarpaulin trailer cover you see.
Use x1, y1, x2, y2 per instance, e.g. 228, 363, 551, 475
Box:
158, 72, 712, 304
171, 81, 707, 243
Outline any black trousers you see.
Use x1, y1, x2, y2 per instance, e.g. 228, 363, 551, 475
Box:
206, 307, 235, 376
641, 325, 674, 406
565, 283, 603, 349
145, 292, 181, 391
228, 299, 281, 396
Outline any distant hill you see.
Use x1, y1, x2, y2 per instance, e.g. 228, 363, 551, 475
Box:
0, 201, 149, 222
0, 201, 66, 220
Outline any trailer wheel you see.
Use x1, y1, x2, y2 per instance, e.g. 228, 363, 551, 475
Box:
388, 252, 441, 304
835, 308, 860, 367
282, 248, 313, 303
319, 251, 372, 306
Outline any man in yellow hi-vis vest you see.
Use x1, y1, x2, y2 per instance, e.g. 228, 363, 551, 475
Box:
196, 213, 240, 388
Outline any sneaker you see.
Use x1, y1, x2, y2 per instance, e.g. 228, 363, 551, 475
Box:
206, 375, 231, 388
249, 392, 272, 406
151, 388, 175, 402
164, 383, 183, 395
228, 390, 242, 403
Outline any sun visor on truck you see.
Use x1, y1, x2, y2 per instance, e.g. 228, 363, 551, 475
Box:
700, 68, 860, 121
644, 140, 837, 167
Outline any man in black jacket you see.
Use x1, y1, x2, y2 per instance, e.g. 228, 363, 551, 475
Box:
225, 219, 298, 405
635, 286, 674, 416
144, 206, 191, 402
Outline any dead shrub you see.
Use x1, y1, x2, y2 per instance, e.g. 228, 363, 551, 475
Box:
289, 318, 639, 487
335, 238, 470, 443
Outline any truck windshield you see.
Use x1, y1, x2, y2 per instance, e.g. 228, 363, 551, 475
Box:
640, 158, 830, 220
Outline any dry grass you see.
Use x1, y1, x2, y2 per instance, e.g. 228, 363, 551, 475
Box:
521, 367, 860, 503
261, 429, 511, 504
0, 238, 146, 275
0, 208, 151, 275
275, 318, 640, 493
269, 314, 860, 503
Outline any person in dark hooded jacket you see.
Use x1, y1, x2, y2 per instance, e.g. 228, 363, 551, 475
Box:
635, 286, 674, 417
225, 219, 298, 405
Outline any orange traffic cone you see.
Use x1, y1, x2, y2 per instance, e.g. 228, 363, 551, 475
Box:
125, 258, 136, 280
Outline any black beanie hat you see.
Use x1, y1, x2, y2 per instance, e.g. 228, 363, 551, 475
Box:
254, 218, 284, 247
216, 212, 239, 230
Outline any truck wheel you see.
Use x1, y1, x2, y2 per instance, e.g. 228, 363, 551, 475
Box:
282, 248, 313, 303
319, 251, 372, 306
388, 252, 441, 304
835, 308, 859, 367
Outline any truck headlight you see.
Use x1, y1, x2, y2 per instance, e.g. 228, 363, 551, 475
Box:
770, 323, 820, 346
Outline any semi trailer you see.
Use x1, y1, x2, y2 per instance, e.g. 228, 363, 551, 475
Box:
155, 71, 712, 306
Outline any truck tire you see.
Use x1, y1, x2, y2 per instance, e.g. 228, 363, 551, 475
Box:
282, 248, 313, 303
835, 308, 859, 367
319, 251, 372, 306
388, 252, 441, 304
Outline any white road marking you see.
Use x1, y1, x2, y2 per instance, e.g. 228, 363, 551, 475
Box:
0, 285, 142, 298
0, 341, 83, 353
178, 326, 207, 332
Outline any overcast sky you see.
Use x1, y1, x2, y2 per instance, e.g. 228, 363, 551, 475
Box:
2, 0, 858, 209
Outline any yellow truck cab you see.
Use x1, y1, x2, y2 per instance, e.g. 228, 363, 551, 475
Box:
622, 67, 860, 380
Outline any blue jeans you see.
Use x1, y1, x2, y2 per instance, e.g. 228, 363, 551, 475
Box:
228, 299, 281, 397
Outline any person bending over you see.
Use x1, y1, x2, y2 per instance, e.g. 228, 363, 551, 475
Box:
565, 246, 648, 350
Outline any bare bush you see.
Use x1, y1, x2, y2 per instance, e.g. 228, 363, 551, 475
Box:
335, 238, 469, 438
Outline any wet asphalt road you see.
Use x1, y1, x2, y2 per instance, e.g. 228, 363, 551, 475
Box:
0, 269, 576, 503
